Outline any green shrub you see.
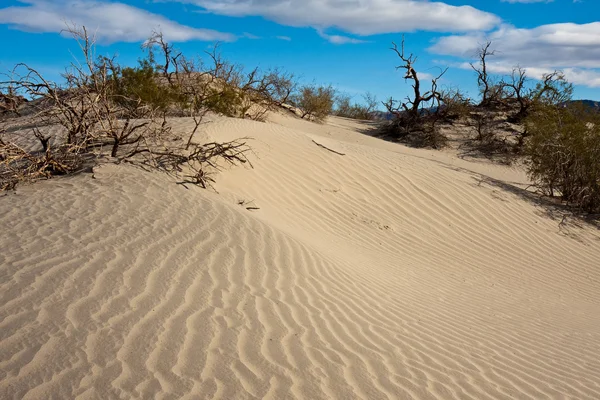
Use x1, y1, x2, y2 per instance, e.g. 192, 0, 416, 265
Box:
293, 85, 335, 122
203, 84, 244, 117
525, 103, 600, 212
111, 61, 181, 115
334, 93, 377, 120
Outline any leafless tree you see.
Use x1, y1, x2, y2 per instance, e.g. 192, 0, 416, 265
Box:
388, 37, 447, 120
470, 41, 500, 107
505, 66, 529, 118
382, 37, 448, 147
143, 31, 183, 86
531, 71, 573, 105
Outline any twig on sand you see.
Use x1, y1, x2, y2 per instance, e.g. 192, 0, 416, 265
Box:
238, 199, 260, 211
312, 140, 345, 156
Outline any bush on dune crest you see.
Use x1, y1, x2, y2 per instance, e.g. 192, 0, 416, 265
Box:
334, 92, 378, 120
292, 84, 336, 122
2, 27, 599, 215
0, 26, 253, 190
525, 103, 600, 213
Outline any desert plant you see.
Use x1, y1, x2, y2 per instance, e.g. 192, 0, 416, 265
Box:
334, 92, 378, 120
1, 25, 252, 190
388, 38, 446, 120
504, 66, 529, 120
111, 61, 182, 116
0, 126, 86, 190
383, 37, 448, 147
471, 110, 495, 142
505, 68, 573, 125
293, 84, 336, 122
470, 41, 507, 108
334, 94, 353, 118
263, 69, 298, 107
525, 102, 600, 212
439, 88, 471, 121
0, 84, 26, 118
531, 71, 573, 107
512, 71, 574, 148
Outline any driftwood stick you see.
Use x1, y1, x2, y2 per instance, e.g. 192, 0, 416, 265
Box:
312, 140, 345, 156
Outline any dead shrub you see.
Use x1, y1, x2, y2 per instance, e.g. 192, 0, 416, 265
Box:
1, 25, 252, 190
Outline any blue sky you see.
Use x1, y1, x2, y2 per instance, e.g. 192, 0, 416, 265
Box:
1, 0, 599, 105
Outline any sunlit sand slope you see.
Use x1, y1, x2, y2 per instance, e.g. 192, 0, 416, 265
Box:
1, 115, 599, 399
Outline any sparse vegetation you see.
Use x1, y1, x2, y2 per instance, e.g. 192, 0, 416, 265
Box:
293, 84, 336, 122
1, 25, 252, 190
2, 27, 599, 216
525, 103, 600, 213
334, 92, 378, 120
383, 37, 448, 148
1, 86, 26, 118
439, 88, 471, 121
470, 42, 507, 108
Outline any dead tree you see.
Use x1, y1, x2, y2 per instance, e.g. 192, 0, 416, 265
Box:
384, 37, 447, 146
505, 66, 529, 119
389, 38, 447, 121
471, 41, 498, 107
143, 31, 183, 86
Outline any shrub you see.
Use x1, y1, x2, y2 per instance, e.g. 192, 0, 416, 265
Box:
293, 85, 335, 122
0, 87, 26, 118
439, 88, 471, 121
1, 25, 252, 190
255, 68, 297, 107
112, 61, 182, 115
203, 84, 244, 117
525, 103, 600, 212
334, 92, 378, 120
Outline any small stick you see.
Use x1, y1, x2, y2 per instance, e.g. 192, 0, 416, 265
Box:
312, 140, 345, 156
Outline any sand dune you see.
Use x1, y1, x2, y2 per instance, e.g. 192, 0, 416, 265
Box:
1, 114, 600, 399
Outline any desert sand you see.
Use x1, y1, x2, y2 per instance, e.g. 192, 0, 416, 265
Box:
1, 112, 600, 399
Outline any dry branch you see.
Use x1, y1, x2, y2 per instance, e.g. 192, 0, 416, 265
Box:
1, 24, 255, 191
312, 140, 345, 156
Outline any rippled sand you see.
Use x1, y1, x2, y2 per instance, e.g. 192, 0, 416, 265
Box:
2, 114, 600, 399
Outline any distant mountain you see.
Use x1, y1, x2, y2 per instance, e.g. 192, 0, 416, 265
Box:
567, 100, 600, 112
371, 111, 394, 121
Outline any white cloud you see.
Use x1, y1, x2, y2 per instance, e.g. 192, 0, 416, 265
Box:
417, 71, 434, 81
178, 0, 500, 35
430, 22, 600, 87
0, 0, 234, 44
317, 30, 367, 45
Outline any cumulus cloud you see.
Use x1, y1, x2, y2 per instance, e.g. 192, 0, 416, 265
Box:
179, 0, 500, 35
430, 22, 600, 87
317, 30, 367, 45
0, 0, 234, 44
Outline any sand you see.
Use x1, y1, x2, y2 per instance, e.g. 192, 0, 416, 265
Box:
1, 113, 600, 399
